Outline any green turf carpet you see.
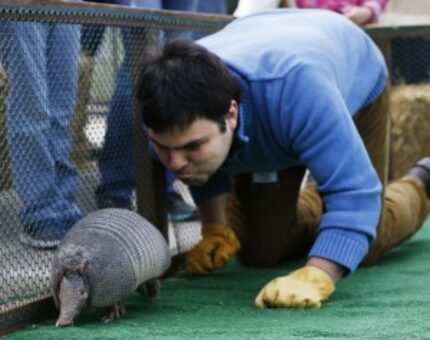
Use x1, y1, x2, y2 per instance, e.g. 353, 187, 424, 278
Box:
6, 218, 430, 340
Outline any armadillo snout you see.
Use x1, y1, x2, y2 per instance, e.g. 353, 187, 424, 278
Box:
56, 317, 74, 327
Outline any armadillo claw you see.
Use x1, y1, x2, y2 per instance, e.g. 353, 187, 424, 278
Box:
137, 278, 161, 298
101, 303, 127, 323
56, 318, 74, 327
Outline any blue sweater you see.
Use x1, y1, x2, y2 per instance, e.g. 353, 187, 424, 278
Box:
191, 9, 387, 272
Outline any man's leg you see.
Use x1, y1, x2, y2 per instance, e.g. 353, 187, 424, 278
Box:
365, 176, 428, 264
161, 0, 199, 41
287, 88, 429, 267
95, 29, 135, 209
229, 167, 313, 266
1, 22, 81, 248
47, 23, 83, 226
1, 22, 53, 217
353, 88, 429, 264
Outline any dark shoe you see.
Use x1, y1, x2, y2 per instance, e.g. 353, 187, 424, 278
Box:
406, 157, 430, 197
167, 191, 198, 222
19, 226, 66, 250
97, 198, 134, 211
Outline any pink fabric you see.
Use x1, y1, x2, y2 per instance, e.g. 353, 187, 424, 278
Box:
295, 0, 388, 23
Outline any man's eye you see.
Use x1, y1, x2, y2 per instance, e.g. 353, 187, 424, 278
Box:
184, 143, 201, 151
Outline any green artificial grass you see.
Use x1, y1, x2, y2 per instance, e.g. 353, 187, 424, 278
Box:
6, 218, 430, 340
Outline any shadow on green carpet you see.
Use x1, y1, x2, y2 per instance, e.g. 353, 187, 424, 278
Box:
6, 218, 430, 340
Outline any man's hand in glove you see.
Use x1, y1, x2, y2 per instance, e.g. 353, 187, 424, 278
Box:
255, 265, 337, 309
186, 223, 240, 275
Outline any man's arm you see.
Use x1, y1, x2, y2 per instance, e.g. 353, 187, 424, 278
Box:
255, 60, 384, 308
197, 193, 229, 225
307, 257, 345, 283
185, 193, 241, 275
196, 195, 346, 282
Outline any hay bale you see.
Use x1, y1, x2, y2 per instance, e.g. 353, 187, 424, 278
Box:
390, 83, 430, 179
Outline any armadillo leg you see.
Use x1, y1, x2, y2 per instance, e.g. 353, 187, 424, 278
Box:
137, 278, 161, 298
101, 303, 127, 323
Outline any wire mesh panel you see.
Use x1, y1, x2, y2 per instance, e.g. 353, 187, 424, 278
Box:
0, 1, 230, 332
391, 36, 430, 85
390, 34, 430, 179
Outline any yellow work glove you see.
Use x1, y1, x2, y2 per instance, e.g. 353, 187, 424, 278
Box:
185, 223, 240, 275
255, 266, 335, 309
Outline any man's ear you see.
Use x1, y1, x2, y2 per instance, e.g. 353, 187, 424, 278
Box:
226, 99, 239, 131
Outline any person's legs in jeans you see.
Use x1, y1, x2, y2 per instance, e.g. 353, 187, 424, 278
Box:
161, 0, 199, 41
162, 0, 199, 14
97, 0, 199, 220
96, 26, 136, 208
196, 0, 226, 14
47, 22, 83, 226
96, 20, 163, 209
193, 0, 226, 40
85, 0, 134, 209
1, 22, 82, 248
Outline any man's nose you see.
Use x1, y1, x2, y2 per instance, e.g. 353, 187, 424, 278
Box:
167, 151, 188, 172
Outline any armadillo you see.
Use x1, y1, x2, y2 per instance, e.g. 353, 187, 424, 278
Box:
51, 208, 171, 326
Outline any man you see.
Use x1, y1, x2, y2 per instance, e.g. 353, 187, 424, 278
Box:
137, 9, 430, 309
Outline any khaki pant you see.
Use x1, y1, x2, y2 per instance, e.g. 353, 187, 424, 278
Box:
228, 88, 429, 267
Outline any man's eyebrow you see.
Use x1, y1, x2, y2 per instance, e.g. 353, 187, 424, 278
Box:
150, 137, 208, 151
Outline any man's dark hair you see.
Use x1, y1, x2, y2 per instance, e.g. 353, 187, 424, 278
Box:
137, 39, 242, 133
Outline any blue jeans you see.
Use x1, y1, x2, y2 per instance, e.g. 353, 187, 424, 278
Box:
96, 0, 199, 206
81, 0, 132, 57
0, 21, 82, 231
197, 0, 226, 14
193, 0, 227, 39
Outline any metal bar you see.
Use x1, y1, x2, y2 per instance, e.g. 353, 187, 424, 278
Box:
0, 0, 233, 31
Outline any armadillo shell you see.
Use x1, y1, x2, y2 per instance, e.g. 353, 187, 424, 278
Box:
57, 208, 171, 307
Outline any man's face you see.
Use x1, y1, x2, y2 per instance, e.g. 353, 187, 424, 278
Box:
148, 100, 238, 186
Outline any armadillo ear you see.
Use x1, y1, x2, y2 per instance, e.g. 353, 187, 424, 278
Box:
51, 267, 66, 309
78, 259, 90, 275
78, 260, 91, 306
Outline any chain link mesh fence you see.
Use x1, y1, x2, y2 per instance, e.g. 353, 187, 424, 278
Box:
0, 2, 230, 332
0, 1, 430, 333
